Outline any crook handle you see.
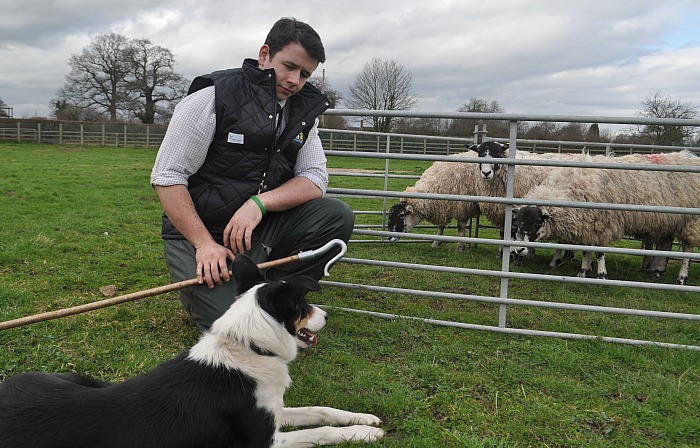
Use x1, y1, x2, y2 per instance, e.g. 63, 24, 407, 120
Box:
296, 238, 348, 276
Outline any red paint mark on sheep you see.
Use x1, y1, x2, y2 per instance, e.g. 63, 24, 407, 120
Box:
645, 154, 666, 164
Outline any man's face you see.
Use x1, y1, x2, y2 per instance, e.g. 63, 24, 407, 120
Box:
258, 42, 319, 101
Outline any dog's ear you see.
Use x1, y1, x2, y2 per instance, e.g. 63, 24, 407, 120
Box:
232, 254, 265, 295
286, 275, 321, 294
258, 276, 321, 322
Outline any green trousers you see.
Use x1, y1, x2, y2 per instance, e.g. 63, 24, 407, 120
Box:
163, 197, 354, 331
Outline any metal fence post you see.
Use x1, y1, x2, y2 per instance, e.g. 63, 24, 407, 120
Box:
498, 120, 520, 328
382, 134, 391, 237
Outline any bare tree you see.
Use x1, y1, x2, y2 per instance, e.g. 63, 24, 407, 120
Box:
0, 96, 9, 117
50, 99, 106, 121
394, 117, 449, 136
55, 33, 188, 123
559, 122, 588, 142
447, 98, 507, 138
124, 39, 189, 124
346, 58, 418, 132
309, 74, 346, 129
522, 121, 562, 140
57, 33, 132, 121
636, 90, 698, 146
586, 123, 601, 142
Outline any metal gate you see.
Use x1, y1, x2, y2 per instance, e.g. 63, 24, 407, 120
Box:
320, 109, 700, 351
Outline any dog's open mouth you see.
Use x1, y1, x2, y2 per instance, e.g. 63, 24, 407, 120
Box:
297, 328, 317, 347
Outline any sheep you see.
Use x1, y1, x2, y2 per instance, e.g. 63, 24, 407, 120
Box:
472, 141, 584, 264
512, 150, 700, 285
387, 151, 481, 252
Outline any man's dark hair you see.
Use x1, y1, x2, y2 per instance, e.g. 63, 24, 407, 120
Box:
265, 17, 326, 64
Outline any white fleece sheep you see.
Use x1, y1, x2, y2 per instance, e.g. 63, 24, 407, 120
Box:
387, 151, 481, 252
473, 141, 588, 263
513, 150, 700, 285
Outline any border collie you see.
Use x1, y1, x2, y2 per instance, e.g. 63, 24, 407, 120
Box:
0, 254, 384, 447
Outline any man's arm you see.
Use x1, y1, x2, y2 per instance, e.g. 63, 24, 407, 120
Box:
223, 177, 322, 254
155, 184, 235, 288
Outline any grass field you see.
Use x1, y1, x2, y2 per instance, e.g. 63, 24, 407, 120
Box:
0, 143, 698, 447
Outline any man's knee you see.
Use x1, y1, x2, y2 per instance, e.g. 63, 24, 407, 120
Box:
179, 282, 238, 332
315, 198, 355, 239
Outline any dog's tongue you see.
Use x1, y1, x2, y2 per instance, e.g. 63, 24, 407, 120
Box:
298, 328, 318, 346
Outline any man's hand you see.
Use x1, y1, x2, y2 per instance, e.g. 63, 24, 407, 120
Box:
223, 198, 264, 254
195, 241, 235, 288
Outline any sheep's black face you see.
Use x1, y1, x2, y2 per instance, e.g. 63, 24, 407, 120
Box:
512, 205, 548, 256
388, 202, 408, 241
475, 141, 507, 180
475, 141, 506, 159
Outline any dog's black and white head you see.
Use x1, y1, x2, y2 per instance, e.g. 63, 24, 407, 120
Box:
193, 254, 326, 364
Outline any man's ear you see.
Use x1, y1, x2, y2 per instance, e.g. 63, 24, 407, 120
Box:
258, 44, 271, 67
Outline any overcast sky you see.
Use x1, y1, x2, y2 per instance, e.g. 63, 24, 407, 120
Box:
1, 0, 699, 126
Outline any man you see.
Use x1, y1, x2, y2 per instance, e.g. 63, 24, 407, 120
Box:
150, 18, 354, 331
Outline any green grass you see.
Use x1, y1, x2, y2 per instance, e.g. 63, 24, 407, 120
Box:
1, 143, 699, 447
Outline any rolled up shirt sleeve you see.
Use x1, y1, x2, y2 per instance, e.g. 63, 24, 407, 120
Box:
150, 86, 216, 187
294, 118, 329, 194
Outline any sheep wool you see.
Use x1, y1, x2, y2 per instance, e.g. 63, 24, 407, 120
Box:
515, 150, 700, 284
388, 151, 481, 252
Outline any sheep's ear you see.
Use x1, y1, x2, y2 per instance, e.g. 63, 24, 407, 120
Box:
405, 204, 414, 213
502, 142, 510, 149
511, 206, 520, 214
467, 144, 477, 150
541, 210, 550, 220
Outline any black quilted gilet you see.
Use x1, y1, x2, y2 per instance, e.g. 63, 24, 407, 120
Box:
161, 59, 330, 242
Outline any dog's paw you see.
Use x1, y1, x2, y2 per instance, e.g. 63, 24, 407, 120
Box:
342, 425, 385, 442
349, 412, 382, 426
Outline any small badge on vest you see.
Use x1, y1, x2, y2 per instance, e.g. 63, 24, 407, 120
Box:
294, 131, 305, 145
227, 132, 245, 144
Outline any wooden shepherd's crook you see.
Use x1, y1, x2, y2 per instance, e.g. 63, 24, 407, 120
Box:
0, 239, 347, 331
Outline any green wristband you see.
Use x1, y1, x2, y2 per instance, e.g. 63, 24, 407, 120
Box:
250, 195, 266, 216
